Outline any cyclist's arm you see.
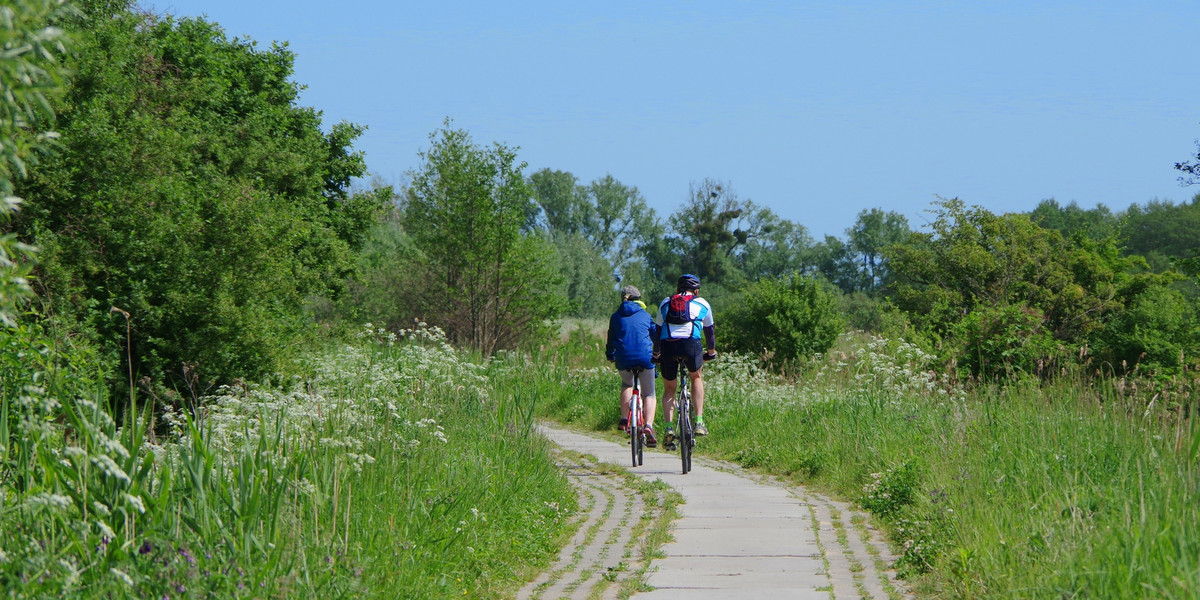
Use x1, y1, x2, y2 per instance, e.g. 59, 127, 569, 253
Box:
701, 307, 715, 353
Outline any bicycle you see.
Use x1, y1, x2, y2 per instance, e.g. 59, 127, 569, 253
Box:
663, 353, 713, 474
627, 367, 646, 467
663, 357, 696, 474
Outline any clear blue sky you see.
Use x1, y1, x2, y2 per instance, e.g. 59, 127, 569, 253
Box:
151, 0, 1199, 239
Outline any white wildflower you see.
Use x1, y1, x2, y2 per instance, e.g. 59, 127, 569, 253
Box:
110, 568, 133, 586
123, 493, 146, 514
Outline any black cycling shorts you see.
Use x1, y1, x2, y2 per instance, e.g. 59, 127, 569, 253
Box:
660, 338, 704, 381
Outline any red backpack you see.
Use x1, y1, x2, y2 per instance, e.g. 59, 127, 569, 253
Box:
665, 293, 694, 325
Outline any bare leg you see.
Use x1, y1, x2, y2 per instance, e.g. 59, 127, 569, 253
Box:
620, 385, 633, 422
661, 378, 678, 423
643, 395, 657, 427
690, 369, 704, 419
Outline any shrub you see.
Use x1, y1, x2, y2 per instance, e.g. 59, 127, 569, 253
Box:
951, 303, 1058, 380
723, 273, 843, 369
860, 460, 920, 517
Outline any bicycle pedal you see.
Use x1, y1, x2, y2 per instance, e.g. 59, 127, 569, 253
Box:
663, 441, 677, 451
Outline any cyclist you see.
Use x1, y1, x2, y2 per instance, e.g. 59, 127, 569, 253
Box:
605, 285, 659, 447
653, 274, 717, 445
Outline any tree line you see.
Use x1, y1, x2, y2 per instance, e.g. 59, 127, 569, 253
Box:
5, 0, 1200, 410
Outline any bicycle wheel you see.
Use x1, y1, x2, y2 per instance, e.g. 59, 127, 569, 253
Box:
678, 390, 692, 474
630, 388, 641, 467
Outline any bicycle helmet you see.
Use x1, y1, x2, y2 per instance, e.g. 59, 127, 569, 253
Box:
620, 285, 641, 300
676, 274, 700, 292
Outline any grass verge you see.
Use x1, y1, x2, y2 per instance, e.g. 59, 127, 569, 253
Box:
515, 330, 1200, 599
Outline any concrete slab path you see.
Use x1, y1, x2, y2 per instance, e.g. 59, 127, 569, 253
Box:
530, 424, 913, 600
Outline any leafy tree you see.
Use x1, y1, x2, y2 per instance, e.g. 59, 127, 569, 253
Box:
809, 209, 911, 295
811, 235, 861, 293
1091, 284, 1197, 373
527, 168, 663, 315
1175, 138, 1200, 186
884, 198, 1182, 377
528, 168, 657, 283
15, 5, 385, 386
1028, 199, 1119, 242
656, 179, 771, 285
404, 122, 563, 353
723, 273, 844, 369
1122, 197, 1200, 271
550, 232, 616, 317
737, 212, 814, 282
529, 168, 589, 233
847, 208, 911, 292
586, 174, 656, 281
0, 0, 73, 327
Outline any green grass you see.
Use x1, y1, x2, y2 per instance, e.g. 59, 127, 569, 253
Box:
525, 331, 1200, 599
0, 323, 577, 598
8, 321, 1196, 599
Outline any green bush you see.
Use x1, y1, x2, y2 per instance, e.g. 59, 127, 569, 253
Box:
951, 303, 1058, 380
1090, 283, 1198, 374
723, 273, 844, 369
860, 460, 921, 517
17, 5, 385, 388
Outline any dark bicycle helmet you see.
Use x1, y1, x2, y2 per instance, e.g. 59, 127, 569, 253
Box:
677, 273, 700, 292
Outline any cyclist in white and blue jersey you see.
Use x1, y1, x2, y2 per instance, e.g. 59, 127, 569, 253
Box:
653, 273, 717, 443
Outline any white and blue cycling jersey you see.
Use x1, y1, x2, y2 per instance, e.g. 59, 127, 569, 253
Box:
656, 294, 714, 340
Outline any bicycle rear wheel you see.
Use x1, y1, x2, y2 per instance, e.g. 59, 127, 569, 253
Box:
630, 389, 642, 467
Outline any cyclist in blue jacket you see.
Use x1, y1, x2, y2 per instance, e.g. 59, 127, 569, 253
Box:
606, 285, 659, 447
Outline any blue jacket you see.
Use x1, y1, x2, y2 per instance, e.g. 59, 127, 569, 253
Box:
606, 301, 658, 371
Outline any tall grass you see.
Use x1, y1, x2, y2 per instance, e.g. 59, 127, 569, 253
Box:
0, 322, 576, 598
530, 330, 1200, 599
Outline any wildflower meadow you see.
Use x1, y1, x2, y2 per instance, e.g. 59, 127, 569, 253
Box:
0, 323, 576, 599
533, 330, 1200, 599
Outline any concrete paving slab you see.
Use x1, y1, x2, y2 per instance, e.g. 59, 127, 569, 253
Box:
538, 425, 835, 599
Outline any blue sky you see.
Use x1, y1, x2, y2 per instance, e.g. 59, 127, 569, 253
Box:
151, 1, 1199, 239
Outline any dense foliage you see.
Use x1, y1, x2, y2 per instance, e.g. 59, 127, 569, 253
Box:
886, 198, 1194, 378
3, 2, 1199, 598
1, 0, 72, 327
402, 123, 564, 353
722, 274, 844, 369
14, 1, 387, 388
534, 332, 1199, 600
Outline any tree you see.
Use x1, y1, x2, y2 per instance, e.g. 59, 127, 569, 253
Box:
1121, 197, 1200, 271
736, 213, 814, 282
15, 6, 385, 385
528, 169, 657, 283
847, 208, 911, 292
811, 235, 861, 293
529, 169, 589, 234
660, 179, 770, 285
550, 232, 615, 317
404, 122, 563, 353
0, 0, 73, 327
1175, 138, 1200, 186
886, 198, 1185, 377
1028, 199, 1119, 242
